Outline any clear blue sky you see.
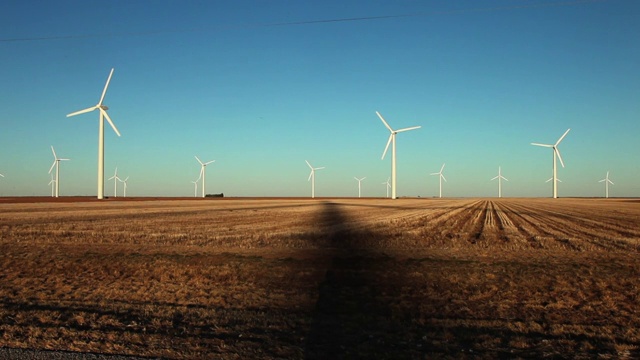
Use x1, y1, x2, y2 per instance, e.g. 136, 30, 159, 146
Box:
1, 0, 638, 198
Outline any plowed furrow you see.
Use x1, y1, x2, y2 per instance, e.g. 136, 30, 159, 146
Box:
517, 205, 639, 251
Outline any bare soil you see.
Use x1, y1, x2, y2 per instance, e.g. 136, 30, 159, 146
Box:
1, 198, 639, 358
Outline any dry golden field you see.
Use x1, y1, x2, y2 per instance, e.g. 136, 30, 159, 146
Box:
1, 197, 639, 359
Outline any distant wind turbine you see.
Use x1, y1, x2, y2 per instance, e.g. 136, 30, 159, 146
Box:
48, 146, 69, 198
48, 174, 56, 197
108, 167, 121, 197
195, 156, 215, 198
354, 177, 366, 198
306, 160, 325, 198
599, 171, 614, 198
490, 166, 508, 198
377, 111, 421, 199
191, 181, 198, 197
430, 163, 447, 198
67, 68, 121, 200
382, 178, 391, 198
546, 177, 562, 183
532, 128, 570, 198
119, 176, 129, 197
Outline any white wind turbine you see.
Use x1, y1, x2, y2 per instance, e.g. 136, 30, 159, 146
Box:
430, 163, 447, 198
490, 166, 509, 198
191, 181, 198, 197
48, 146, 69, 198
531, 128, 570, 199
354, 177, 366, 198
108, 167, 121, 197
191, 169, 202, 198
599, 171, 614, 198
119, 176, 129, 197
306, 160, 325, 198
48, 174, 56, 197
67, 68, 121, 200
382, 178, 391, 198
195, 156, 215, 198
377, 111, 421, 199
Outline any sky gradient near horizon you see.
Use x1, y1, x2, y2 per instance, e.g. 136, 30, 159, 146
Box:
1, 0, 638, 198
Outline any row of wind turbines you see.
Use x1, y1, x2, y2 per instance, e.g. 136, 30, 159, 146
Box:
6, 68, 614, 199
304, 113, 615, 199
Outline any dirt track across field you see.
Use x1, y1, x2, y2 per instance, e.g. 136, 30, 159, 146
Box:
1, 198, 639, 358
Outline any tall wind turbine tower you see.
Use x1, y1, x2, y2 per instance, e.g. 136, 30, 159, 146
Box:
195, 156, 215, 198
354, 177, 366, 198
67, 68, 121, 200
306, 160, 325, 198
108, 167, 121, 197
490, 166, 509, 198
599, 171, 614, 198
430, 163, 447, 198
376, 111, 421, 199
48, 146, 69, 198
531, 128, 570, 198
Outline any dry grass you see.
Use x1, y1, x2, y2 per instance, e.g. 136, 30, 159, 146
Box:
0, 198, 639, 358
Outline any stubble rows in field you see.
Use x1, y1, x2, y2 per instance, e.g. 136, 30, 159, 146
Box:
1, 198, 639, 358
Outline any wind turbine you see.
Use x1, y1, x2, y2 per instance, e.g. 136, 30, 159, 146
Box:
120, 176, 129, 197
191, 181, 198, 197
377, 111, 421, 199
382, 178, 391, 198
546, 177, 562, 183
354, 177, 366, 198
599, 171, 614, 198
195, 156, 215, 198
48, 174, 56, 197
490, 166, 509, 198
531, 128, 570, 198
48, 146, 69, 198
430, 163, 447, 198
108, 167, 121, 197
306, 160, 325, 198
67, 68, 121, 200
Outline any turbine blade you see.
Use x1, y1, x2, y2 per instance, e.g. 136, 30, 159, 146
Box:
315, 167, 325, 170
308, 170, 313, 182
503, 177, 509, 181
441, 174, 447, 182
555, 128, 571, 146
48, 160, 56, 174
67, 106, 97, 117
491, 175, 499, 181
204, 160, 215, 165
396, 126, 421, 133
440, 163, 445, 172
555, 148, 565, 168
51, 146, 57, 159
195, 156, 204, 165
531, 142, 553, 148
98, 68, 114, 106
381, 134, 392, 159
100, 109, 121, 137
376, 111, 394, 132
59, 158, 70, 161
305, 160, 312, 169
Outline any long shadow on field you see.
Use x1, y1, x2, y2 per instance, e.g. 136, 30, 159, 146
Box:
304, 201, 413, 359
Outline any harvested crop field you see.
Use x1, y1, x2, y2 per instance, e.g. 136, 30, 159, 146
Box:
1, 198, 639, 359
